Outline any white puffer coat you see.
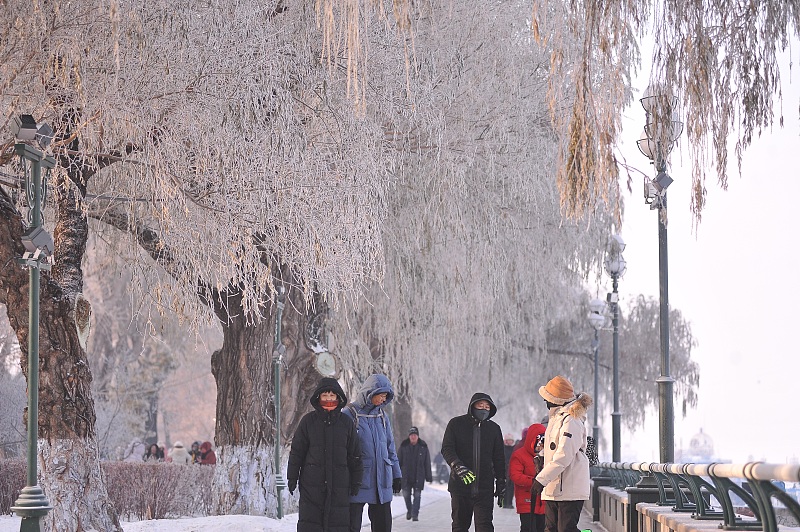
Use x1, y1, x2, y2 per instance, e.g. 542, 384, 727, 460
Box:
535, 394, 592, 501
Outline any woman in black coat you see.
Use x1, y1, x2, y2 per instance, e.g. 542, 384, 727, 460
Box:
288, 378, 363, 532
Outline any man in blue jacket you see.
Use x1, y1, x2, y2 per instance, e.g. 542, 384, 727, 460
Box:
345, 374, 402, 532
442, 392, 506, 532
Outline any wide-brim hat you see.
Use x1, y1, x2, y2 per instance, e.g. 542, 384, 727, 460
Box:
538, 375, 575, 405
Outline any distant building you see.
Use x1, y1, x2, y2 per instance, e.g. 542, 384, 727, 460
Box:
675, 428, 730, 464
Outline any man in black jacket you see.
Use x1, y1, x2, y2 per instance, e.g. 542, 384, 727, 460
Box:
398, 426, 432, 521
441, 392, 506, 532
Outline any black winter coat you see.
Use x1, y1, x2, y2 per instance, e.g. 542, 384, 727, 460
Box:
398, 438, 432, 490
441, 392, 505, 497
288, 378, 363, 532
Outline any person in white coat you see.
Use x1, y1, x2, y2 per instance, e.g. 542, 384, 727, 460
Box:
168, 441, 192, 465
531, 375, 592, 532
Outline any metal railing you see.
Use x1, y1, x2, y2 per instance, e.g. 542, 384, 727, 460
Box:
597, 462, 800, 532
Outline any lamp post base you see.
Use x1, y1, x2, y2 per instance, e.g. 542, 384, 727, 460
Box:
11, 485, 51, 531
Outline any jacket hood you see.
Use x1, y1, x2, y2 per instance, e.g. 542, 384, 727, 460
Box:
467, 392, 497, 420
354, 374, 394, 409
563, 393, 593, 420
523, 423, 546, 456
310, 377, 348, 411
199, 441, 212, 453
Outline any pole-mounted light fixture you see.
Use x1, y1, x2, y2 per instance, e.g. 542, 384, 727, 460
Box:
9, 115, 55, 532
638, 85, 681, 464
604, 234, 625, 462
587, 297, 607, 456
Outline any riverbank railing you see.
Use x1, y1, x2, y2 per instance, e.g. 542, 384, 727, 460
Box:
593, 462, 800, 532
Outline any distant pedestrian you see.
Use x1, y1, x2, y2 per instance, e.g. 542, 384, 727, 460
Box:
144, 443, 164, 461
123, 439, 146, 462
509, 423, 547, 532
199, 441, 217, 465
531, 376, 593, 532
503, 433, 516, 509
398, 426, 432, 521
433, 451, 449, 484
190, 441, 202, 464
441, 392, 506, 532
344, 374, 402, 532
168, 441, 191, 465
287, 377, 363, 532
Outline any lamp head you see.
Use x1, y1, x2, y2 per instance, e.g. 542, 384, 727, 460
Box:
588, 298, 607, 330
11, 115, 38, 141
20, 226, 54, 257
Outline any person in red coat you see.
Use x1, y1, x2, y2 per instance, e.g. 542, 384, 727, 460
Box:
199, 441, 217, 465
509, 423, 547, 532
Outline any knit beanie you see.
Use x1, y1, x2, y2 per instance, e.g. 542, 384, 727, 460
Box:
538, 375, 575, 405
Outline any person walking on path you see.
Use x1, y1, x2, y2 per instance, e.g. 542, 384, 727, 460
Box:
344, 374, 402, 532
398, 426, 432, 521
503, 433, 517, 509
287, 377, 364, 532
531, 376, 593, 532
509, 423, 547, 532
441, 392, 506, 532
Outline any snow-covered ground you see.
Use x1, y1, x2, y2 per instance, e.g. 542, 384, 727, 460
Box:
0, 483, 451, 531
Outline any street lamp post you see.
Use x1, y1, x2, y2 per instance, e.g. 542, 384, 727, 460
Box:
604, 235, 626, 462
9, 115, 56, 532
587, 299, 607, 450
637, 87, 683, 463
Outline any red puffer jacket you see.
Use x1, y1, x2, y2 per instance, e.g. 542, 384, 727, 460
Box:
509, 423, 546, 515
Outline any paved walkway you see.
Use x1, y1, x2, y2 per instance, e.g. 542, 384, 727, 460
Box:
383, 487, 602, 531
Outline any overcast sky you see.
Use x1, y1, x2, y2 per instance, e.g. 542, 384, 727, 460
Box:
607, 48, 800, 464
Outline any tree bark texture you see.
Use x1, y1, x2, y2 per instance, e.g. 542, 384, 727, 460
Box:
0, 165, 121, 531
209, 271, 321, 515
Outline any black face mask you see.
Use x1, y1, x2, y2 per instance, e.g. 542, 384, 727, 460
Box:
471, 408, 490, 421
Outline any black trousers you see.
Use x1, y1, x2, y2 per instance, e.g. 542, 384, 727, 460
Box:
544, 500, 584, 532
451, 492, 494, 532
519, 512, 547, 532
350, 501, 392, 532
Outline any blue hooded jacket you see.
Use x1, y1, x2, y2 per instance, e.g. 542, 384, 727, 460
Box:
344, 374, 402, 504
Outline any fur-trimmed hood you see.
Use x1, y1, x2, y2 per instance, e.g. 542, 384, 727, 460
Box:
564, 392, 592, 420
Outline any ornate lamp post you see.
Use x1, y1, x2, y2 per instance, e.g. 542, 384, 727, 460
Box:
587, 298, 607, 449
603, 235, 626, 462
636, 86, 684, 463
9, 115, 56, 532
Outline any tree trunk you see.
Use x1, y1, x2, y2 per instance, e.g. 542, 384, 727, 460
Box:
209, 276, 320, 516
0, 177, 121, 531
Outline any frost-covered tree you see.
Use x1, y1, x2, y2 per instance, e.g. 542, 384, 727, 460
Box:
1, 0, 402, 526
332, 0, 617, 401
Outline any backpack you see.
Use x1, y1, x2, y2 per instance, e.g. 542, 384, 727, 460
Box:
345, 404, 387, 431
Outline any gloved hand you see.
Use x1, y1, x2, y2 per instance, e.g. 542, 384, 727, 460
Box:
495, 479, 506, 507
452, 464, 476, 485
350, 484, 361, 496
392, 478, 402, 494
534, 454, 544, 471
531, 479, 545, 497
288, 478, 297, 495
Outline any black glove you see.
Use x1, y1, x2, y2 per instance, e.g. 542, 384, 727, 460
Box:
452, 464, 476, 485
531, 479, 545, 497
495, 479, 506, 507
288, 478, 297, 495
350, 484, 361, 496
392, 478, 402, 494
